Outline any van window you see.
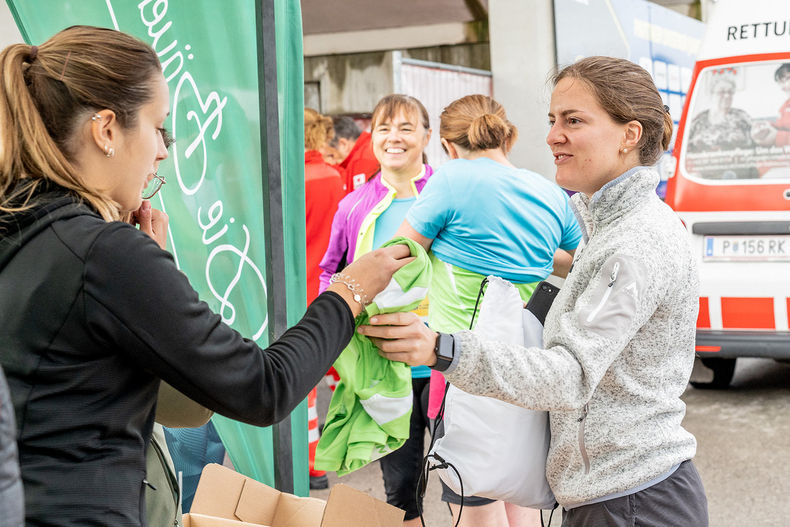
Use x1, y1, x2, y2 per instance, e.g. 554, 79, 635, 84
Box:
681, 60, 790, 182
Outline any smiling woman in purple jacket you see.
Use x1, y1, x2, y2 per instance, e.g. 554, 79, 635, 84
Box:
319, 94, 433, 526
319, 95, 433, 288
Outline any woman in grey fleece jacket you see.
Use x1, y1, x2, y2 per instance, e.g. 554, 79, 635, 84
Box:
361, 56, 708, 526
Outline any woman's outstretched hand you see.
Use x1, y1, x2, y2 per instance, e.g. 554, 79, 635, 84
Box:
130, 200, 169, 250
358, 312, 438, 367
327, 244, 414, 316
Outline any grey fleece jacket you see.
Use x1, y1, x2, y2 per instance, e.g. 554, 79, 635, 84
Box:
446, 167, 699, 507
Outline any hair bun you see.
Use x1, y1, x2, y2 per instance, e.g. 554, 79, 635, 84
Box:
468, 113, 509, 151
439, 94, 517, 153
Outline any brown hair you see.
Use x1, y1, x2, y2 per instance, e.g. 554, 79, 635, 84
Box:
553, 56, 672, 166
0, 25, 162, 221
370, 94, 430, 165
440, 94, 518, 153
304, 108, 334, 151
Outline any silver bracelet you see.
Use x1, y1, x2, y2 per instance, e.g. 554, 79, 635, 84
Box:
329, 273, 370, 308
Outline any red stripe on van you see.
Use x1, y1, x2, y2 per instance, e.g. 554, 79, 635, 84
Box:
721, 297, 775, 330
697, 297, 711, 329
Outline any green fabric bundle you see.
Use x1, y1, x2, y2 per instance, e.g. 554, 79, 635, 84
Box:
315, 237, 431, 475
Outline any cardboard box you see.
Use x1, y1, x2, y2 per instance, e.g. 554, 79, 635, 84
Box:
184, 463, 404, 527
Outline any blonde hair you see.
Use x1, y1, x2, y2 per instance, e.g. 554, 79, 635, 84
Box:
440, 94, 517, 153
304, 108, 334, 151
0, 25, 161, 221
553, 56, 672, 166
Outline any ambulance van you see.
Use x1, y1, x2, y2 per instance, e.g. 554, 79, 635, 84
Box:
666, 0, 790, 387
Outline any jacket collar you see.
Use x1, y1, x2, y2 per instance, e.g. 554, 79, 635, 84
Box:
379, 165, 426, 197
365, 164, 432, 197
571, 166, 659, 241
350, 165, 432, 260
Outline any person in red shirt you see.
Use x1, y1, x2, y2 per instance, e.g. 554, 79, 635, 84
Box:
304, 108, 344, 489
752, 63, 790, 147
305, 109, 344, 303
327, 116, 380, 194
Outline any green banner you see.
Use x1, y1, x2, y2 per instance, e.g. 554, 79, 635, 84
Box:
8, 0, 308, 494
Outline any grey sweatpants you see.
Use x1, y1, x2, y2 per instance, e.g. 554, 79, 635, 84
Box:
562, 460, 708, 527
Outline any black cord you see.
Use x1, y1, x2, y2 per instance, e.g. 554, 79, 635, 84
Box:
417, 275, 560, 525
468, 277, 488, 330
415, 380, 451, 527
418, 452, 464, 527
540, 502, 559, 526
416, 277, 488, 526
447, 459, 464, 527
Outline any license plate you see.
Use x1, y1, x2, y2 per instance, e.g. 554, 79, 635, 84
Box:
703, 235, 790, 261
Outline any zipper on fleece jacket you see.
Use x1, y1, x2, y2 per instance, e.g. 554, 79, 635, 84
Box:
584, 261, 619, 323
577, 403, 591, 474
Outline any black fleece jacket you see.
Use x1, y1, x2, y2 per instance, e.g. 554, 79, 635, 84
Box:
0, 188, 354, 526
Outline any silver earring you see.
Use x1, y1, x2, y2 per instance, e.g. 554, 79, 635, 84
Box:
622, 148, 628, 153
104, 144, 115, 158
91, 114, 101, 122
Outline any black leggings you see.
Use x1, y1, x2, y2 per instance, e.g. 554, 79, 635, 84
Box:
379, 377, 430, 521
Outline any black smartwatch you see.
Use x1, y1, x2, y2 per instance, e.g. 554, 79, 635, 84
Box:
431, 332, 455, 372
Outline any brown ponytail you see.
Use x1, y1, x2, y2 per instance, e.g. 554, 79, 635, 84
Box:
0, 25, 161, 221
440, 94, 518, 154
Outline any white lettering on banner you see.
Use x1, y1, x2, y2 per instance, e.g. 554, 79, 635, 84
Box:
171, 72, 227, 195
206, 225, 268, 338
118, 0, 269, 340
198, 201, 228, 245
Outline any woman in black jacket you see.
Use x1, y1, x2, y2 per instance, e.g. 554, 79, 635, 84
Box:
0, 25, 409, 527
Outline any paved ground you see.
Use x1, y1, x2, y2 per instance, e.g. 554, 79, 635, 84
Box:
685, 357, 790, 527
311, 357, 790, 526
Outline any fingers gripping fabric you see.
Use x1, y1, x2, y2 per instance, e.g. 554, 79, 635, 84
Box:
315, 237, 431, 475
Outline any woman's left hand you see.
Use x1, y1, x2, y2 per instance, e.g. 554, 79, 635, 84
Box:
131, 200, 169, 250
358, 312, 439, 367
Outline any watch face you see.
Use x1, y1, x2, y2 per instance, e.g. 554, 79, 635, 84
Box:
436, 333, 452, 360
433, 333, 454, 371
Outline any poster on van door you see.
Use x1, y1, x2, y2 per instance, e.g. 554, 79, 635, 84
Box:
682, 61, 790, 182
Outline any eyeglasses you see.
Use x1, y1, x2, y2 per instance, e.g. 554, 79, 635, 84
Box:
142, 172, 166, 199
